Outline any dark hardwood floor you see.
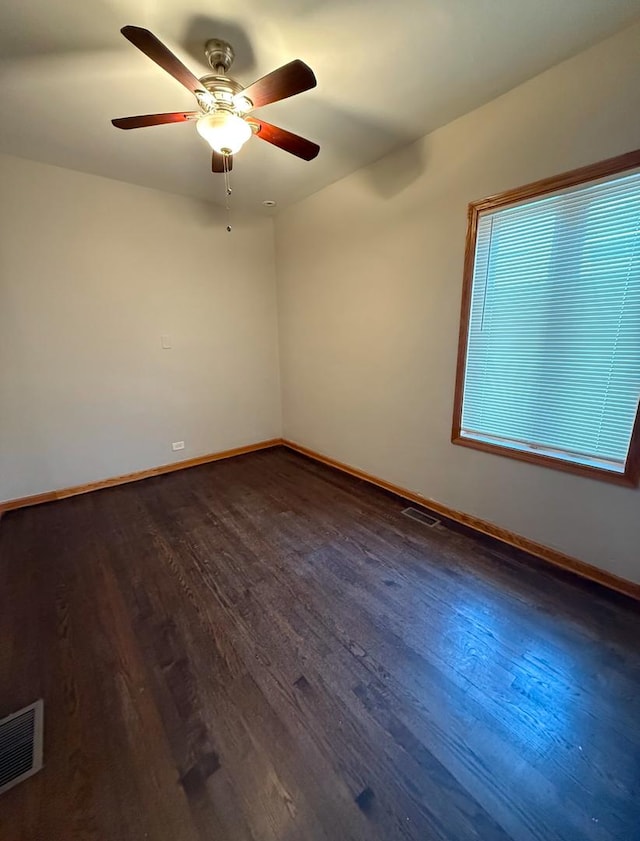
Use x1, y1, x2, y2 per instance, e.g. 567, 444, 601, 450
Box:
1, 446, 639, 841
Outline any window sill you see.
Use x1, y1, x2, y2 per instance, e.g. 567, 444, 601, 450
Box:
451, 433, 639, 487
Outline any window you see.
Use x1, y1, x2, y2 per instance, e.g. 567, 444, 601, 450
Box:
452, 150, 640, 486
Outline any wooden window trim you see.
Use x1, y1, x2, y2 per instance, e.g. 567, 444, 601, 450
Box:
451, 148, 640, 488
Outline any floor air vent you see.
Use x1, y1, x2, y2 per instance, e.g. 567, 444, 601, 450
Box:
401, 507, 441, 528
0, 700, 43, 795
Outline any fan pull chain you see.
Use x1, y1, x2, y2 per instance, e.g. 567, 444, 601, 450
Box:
223, 153, 232, 232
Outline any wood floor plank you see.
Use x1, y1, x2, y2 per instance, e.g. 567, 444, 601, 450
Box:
1, 447, 639, 840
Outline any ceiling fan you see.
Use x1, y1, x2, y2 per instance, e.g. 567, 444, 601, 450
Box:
111, 26, 319, 173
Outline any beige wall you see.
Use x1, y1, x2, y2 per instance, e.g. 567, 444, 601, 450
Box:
0, 154, 281, 501
275, 23, 640, 583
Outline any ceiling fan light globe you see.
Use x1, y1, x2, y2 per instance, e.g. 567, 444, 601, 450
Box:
196, 112, 252, 154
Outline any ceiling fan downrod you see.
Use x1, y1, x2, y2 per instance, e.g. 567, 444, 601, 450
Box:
204, 39, 235, 75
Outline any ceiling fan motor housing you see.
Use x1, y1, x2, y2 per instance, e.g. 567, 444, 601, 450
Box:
197, 73, 254, 119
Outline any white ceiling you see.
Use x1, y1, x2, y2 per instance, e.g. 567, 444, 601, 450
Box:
1, 0, 639, 210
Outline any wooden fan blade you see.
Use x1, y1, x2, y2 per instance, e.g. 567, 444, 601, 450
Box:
241, 60, 316, 109
248, 118, 319, 161
121, 26, 204, 96
212, 152, 233, 173
112, 112, 199, 129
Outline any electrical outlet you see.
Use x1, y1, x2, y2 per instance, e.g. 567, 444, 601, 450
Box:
172, 441, 185, 451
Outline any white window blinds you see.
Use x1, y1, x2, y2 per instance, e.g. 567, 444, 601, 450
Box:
461, 168, 640, 473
